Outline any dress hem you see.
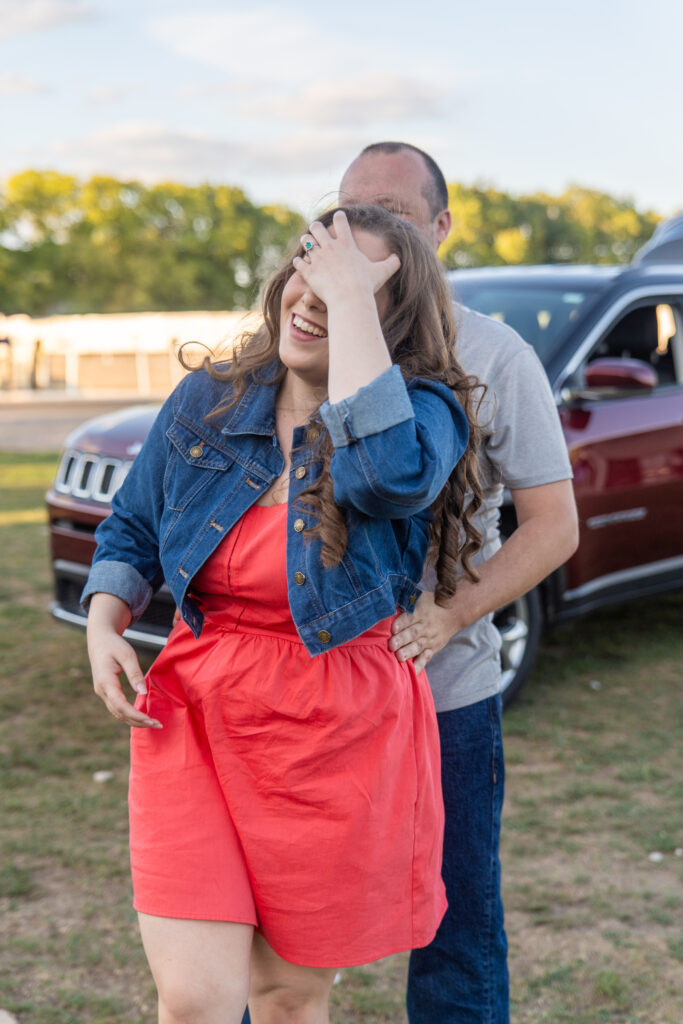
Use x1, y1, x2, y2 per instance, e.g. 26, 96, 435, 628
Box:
132, 897, 447, 969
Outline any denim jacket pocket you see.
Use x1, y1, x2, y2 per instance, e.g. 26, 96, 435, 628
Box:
164, 420, 236, 512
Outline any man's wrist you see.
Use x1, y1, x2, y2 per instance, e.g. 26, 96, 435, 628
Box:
438, 581, 482, 637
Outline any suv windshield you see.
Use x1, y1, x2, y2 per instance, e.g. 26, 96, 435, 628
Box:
452, 280, 599, 366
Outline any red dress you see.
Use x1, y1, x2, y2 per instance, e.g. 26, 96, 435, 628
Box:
130, 501, 446, 967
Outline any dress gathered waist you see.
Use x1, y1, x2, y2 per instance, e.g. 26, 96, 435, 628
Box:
203, 616, 395, 647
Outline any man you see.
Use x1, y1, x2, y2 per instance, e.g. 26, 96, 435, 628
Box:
340, 142, 579, 1024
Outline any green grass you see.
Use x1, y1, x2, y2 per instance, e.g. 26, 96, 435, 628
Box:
2, 451, 683, 1023
502, 586, 683, 1023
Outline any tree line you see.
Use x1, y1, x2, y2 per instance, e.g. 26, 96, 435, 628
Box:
441, 183, 660, 269
0, 171, 305, 317
0, 171, 661, 317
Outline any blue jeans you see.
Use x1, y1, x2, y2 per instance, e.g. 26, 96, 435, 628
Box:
407, 695, 509, 1024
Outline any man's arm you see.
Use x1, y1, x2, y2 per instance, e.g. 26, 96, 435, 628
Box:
390, 478, 579, 672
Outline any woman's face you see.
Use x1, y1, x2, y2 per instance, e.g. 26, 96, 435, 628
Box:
278, 227, 394, 389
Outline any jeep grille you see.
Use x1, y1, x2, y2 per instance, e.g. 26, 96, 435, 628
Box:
54, 449, 133, 503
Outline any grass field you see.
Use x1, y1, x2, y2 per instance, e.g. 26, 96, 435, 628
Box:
1, 451, 682, 1023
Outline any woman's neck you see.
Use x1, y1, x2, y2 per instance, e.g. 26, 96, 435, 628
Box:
276, 371, 326, 418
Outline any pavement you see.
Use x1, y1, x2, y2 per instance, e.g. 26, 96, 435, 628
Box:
0, 389, 162, 452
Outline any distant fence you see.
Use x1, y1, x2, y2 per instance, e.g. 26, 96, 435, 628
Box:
0, 310, 260, 395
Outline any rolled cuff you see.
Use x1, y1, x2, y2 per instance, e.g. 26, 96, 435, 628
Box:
80, 560, 153, 622
320, 365, 414, 448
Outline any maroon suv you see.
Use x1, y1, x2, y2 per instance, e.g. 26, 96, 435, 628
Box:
46, 219, 683, 704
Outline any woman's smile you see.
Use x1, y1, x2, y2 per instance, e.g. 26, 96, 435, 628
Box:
290, 312, 328, 341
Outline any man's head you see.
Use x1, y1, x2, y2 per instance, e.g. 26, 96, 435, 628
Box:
339, 142, 451, 251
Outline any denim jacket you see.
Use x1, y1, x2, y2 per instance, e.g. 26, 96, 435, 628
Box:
81, 363, 469, 656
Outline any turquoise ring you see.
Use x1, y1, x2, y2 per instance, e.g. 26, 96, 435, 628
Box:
304, 240, 314, 251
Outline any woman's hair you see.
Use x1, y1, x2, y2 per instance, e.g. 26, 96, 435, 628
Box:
191, 204, 483, 604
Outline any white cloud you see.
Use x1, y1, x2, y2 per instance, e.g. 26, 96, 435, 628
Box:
149, 9, 376, 83
175, 78, 266, 102
249, 129, 362, 175
88, 84, 145, 105
0, 0, 94, 39
0, 72, 49, 97
241, 74, 446, 126
49, 122, 239, 182
43, 121, 361, 191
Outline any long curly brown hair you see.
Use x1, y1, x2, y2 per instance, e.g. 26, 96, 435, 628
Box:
196, 204, 483, 605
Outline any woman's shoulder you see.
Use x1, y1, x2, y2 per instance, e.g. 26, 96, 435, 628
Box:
172, 362, 236, 414
171, 357, 281, 430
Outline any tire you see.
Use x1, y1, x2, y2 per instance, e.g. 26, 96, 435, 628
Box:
493, 586, 542, 707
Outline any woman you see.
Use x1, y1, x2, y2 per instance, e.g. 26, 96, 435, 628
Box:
83, 205, 482, 1024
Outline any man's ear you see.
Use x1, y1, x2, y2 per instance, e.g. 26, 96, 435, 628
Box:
435, 209, 452, 247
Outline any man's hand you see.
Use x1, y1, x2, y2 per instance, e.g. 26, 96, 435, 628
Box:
390, 591, 465, 674
390, 479, 579, 673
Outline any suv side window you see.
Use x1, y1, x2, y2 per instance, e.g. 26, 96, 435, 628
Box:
590, 301, 682, 385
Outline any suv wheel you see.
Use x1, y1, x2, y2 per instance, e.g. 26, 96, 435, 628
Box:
493, 586, 542, 707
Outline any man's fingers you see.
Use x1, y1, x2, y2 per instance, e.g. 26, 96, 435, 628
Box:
391, 611, 412, 635
393, 635, 433, 670
414, 649, 433, 674
395, 638, 423, 663
389, 621, 419, 652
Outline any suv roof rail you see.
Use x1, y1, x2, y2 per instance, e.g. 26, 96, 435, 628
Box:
633, 214, 683, 264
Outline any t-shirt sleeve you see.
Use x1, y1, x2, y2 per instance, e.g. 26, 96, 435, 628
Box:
483, 346, 572, 489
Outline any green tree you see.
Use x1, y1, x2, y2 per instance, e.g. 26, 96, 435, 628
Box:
0, 172, 305, 316
0, 171, 664, 315
439, 182, 660, 269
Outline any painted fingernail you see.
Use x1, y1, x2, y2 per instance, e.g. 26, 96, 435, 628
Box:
136, 683, 147, 694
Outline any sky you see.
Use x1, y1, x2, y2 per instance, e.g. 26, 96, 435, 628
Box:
1, 0, 681, 221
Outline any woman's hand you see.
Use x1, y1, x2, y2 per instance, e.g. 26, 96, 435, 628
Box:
293, 210, 399, 308
87, 594, 162, 729
293, 211, 399, 404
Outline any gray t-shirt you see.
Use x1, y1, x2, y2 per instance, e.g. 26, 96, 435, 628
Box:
425, 304, 572, 712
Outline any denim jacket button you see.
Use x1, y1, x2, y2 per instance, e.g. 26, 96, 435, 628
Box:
409, 593, 417, 605
317, 629, 331, 643
294, 466, 306, 479
189, 444, 204, 458
293, 518, 305, 533
307, 428, 320, 442
293, 571, 306, 585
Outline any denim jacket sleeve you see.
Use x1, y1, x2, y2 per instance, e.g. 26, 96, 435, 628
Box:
80, 385, 178, 620
320, 364, 469, 519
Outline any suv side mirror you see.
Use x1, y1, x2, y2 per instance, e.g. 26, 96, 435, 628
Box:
561, 357, 659, 402
584, 357, 658, 390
